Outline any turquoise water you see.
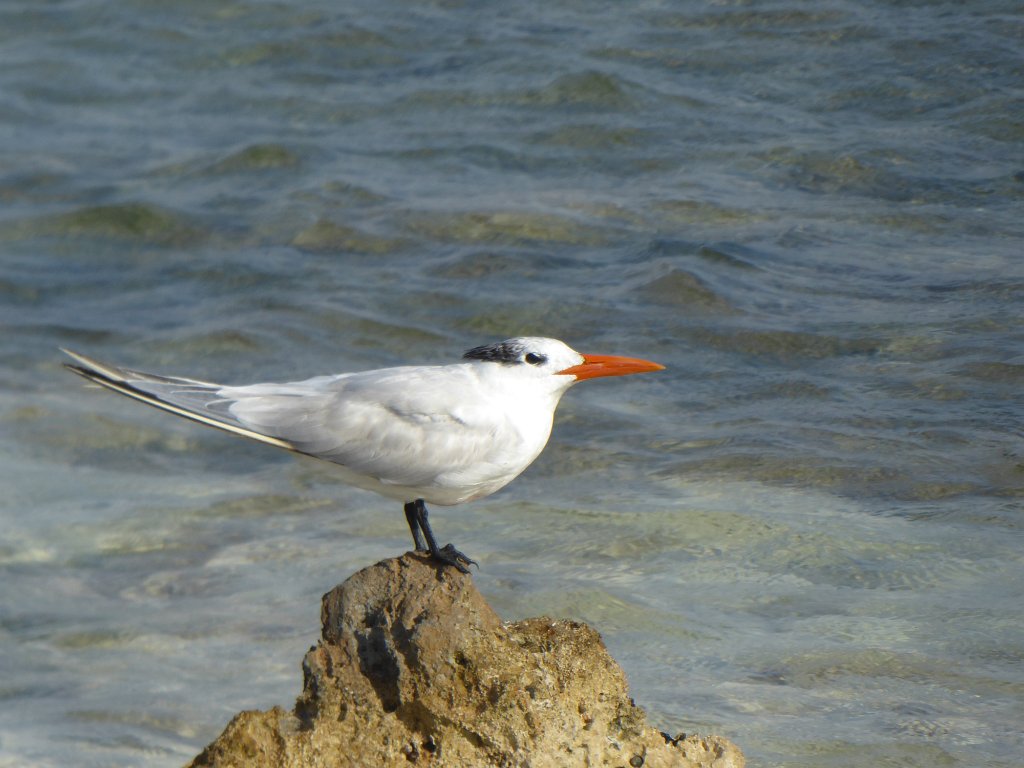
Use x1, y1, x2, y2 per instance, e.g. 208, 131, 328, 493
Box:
2, 1, 1022, 765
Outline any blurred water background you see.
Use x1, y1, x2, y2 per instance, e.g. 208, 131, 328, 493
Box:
1, 1, 1022, 766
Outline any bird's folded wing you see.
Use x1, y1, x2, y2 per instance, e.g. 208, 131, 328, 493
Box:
63, 352, 522, 491
223, 367, 521, 489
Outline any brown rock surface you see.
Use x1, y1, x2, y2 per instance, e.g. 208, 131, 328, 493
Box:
188, 553, 744, 768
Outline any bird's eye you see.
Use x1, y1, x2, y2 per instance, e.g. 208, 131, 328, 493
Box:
524, 352, 546, 366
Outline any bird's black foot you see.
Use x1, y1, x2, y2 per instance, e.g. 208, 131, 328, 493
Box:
433, 543, 477, 574
404, 499, 477, 574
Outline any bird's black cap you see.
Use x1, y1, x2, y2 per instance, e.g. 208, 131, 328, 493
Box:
463, 340, 527, 363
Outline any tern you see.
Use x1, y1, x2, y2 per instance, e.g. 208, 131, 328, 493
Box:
62, 338, 663, 572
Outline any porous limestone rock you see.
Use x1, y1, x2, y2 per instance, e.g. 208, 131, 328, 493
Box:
188, 553, 743, 768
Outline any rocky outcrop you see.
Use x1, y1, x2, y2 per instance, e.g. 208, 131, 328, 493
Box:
188, 553, 743, 768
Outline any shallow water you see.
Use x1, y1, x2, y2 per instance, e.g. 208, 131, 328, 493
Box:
1, 1, 1022, 766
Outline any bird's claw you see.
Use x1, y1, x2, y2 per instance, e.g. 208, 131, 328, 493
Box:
433, 543, 477, 574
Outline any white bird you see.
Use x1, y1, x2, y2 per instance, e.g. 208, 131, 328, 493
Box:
62, 337, 663, 572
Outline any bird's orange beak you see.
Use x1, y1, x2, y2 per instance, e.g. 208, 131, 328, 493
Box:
557, 353, 665, 380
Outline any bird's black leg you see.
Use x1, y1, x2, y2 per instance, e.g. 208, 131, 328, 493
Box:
403, 501, 428, 552
408, 498, 476, 574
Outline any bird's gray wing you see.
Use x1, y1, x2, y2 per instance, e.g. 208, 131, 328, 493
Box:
223, 366, 525, 490
64, 352, 523, 492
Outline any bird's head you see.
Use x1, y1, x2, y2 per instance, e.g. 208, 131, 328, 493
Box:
463, 337, 664, 383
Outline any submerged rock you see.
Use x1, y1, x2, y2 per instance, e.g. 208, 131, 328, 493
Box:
188, 553, 743, 768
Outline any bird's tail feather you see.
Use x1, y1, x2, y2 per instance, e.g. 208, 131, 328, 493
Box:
61, 349, 296, 451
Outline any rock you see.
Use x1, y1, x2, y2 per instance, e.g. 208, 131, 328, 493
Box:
188, 553, 744, 768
